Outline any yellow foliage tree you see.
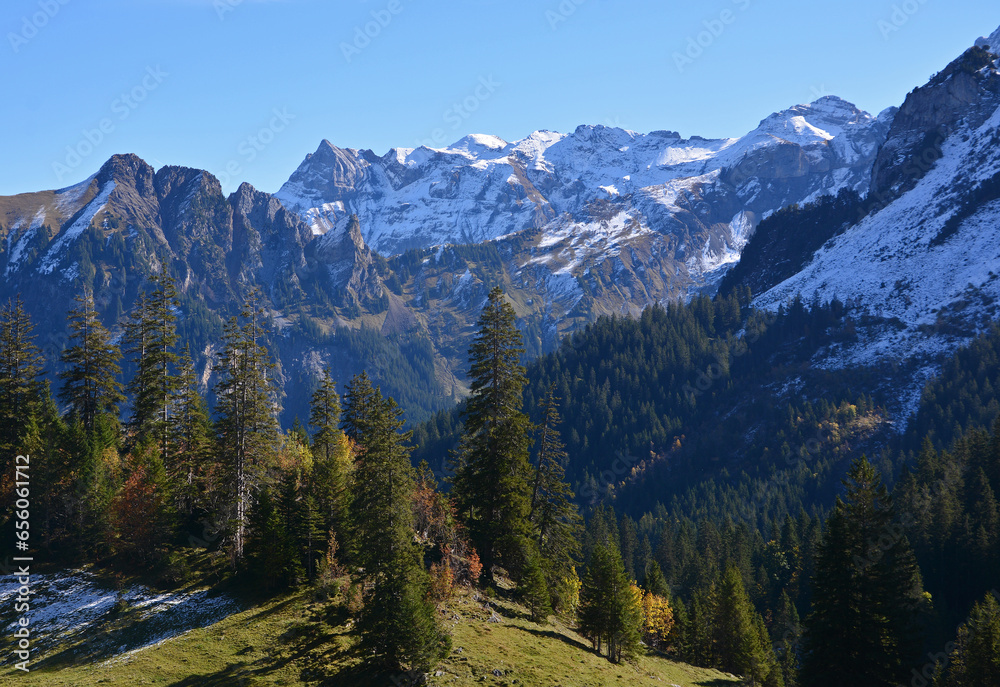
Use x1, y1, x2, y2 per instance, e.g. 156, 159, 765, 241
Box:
641, 589, 675, 650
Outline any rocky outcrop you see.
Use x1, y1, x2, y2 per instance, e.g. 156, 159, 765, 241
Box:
870, 45, 1000, 202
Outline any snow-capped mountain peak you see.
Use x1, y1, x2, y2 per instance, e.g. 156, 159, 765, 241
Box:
275, 97, 890, 273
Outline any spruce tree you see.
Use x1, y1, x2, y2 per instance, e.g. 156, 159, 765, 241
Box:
125, 274, 179, 459
170, 345, 214, 516
452, 286, 536, 581
309, 367, 350, 539
520, 548, 553, 623
0, 295, 46, 453
713, 566, 783, 687
530, 387, 582, 597
578, 543, 642, 663
214, 289, 280, 562
344, 373, 448, 672
59, 289, 124, 431
644, 561, 669, 598
936, 591, 1000, 686
801, 456, 926, 687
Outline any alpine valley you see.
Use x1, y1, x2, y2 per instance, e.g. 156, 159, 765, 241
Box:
7, 13, 1000, 687
1, 25, 999, 432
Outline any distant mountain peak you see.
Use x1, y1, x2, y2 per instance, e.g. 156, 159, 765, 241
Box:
276, 98, 887, 260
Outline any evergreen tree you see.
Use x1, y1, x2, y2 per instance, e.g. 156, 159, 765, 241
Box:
773, 589, 801, 687
578, 543, 643, 663
936, 591, 1000, 687
245, 484, 292, 590
170, 345, 214, 517
344, 373, 448, 672
644, 561, 669, 598
529, 387, 582, 599
713, 566, 783, 687
0, 295, 46, 453
125, 274, 179, 459
309, 367, 350, 539
520, 548, 553, 622
802, 457, 926, 687
214, 290, 280, 562
60, 289, 124, 431
452, 286, 536, 581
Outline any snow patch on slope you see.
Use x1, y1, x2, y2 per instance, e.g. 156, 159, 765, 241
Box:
5, 209, 45, 277
0, 570, 238, 664
38, 182, 115, 275
755, 98, 1000, 377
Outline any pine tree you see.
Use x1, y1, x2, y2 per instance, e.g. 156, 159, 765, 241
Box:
578, 543, 643, 663
60, 289, 124, 431
452, 286, 536, 581
0, 295, 46, 453
530, 387, 582, 599
802, 457, 926, 687
344, 373, 448, 672
125, 274, 179, 460
214, 289, 280, 563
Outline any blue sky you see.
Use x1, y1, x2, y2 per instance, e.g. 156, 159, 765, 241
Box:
2, 0, 997, 195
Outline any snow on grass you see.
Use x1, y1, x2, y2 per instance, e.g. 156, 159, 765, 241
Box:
0, 569, 239, 665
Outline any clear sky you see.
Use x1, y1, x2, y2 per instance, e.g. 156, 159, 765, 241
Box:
2, 0, 997, 195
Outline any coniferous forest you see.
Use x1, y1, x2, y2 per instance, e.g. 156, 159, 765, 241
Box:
2, 276, 1000, 687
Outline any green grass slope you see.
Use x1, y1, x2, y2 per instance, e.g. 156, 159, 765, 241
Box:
1, 584, 738, 687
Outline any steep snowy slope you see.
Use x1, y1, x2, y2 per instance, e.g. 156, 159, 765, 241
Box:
752, 37, 1000, 415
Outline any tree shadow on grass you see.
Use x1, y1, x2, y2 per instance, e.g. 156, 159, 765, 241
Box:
516, 625, 593, 653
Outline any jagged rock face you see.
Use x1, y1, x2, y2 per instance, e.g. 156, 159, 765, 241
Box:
0, 155, 331, 397
8, 23, 1000, 426
870, 45, 1000, 202
276, 97, 891, 303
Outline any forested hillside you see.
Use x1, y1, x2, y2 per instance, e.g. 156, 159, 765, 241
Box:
4, 277, 1000, 686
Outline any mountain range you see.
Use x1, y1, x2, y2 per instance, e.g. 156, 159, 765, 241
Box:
1, 24, 999, 426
